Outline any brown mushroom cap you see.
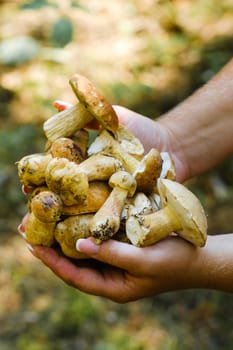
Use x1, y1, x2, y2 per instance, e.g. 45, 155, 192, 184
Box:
69, 74, 119, 134
157, 178, 207, 246
134, 148, 162, 192
61, 181, 111, 215
31, 190, 62, 223
50, 137, 85, 163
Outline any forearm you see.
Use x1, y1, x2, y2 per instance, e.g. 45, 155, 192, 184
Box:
160, 59, 233, 181
193, 234, 233, 293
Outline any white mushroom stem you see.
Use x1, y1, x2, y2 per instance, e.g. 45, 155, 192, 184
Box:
90, 171, 136, 240
77, 153, 122, 181
43, 103, 93, 142
90, 187, 129, 240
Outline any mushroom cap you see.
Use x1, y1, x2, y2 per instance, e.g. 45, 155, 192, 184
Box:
31, 190, 62, 223
61, 181, 111, 215
17, 153, 52, 186
69, 74, 119, 134
157, 178, 207, 247
50, 137, 85, 163
134, 148, 162, 192
109, 170, 137, 197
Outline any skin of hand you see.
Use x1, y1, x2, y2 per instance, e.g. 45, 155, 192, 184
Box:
25, 234, 233, 303
19, 59, 233, 301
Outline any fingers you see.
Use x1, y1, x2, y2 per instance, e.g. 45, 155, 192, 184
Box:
76, 237, 150, 274
30, 245, 131, 301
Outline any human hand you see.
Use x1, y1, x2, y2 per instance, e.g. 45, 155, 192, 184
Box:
113, 105, 188, 182
22, 232, 208, 303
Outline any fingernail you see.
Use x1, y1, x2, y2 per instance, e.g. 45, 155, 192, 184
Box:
18, 224, 26, 239
76, 238, 86, 252
76, 238, 100, 255
26, 243, 34, 252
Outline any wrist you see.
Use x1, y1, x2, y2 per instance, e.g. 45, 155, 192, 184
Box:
193, 234, 233, 293
157, 117, 191, 182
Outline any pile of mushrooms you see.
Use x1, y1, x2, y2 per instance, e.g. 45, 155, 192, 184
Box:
17, 74, 207, 259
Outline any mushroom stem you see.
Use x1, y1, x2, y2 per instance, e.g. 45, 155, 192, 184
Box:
77, 153, 122, 181
25, 213, 56, 246
43, 103, 93, 142
126, 179, 207, 247
90, 171, 136, 240
90, 187, 128, 240
126, 206, 181, 247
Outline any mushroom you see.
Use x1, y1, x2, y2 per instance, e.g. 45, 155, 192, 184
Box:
43, 103, 93, 142
119, 192, 154, 240
25, 190, 62, 246
87, 129, 141, 173
45, 153, 122, 206
17, 153, 52, 187
126, 178, 207, 247
71, 129, 89, 158
77, 153, 123, 181
115, 124, 144, 157
50, 137, 85, 163
54, 214, 93, 259
160, 152, 176, 180
69, 73, 119, 134
88, 129, 162, 191
27, 185, 49, 212
90, 170, 136, 240
133, 148, 162, 192
45, 157, 89, 206
61, 181, 111, 215
121, 192, 153, 224
30, 190, 62, 223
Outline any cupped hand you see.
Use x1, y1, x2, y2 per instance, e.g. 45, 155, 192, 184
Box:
26, 235, 206, 303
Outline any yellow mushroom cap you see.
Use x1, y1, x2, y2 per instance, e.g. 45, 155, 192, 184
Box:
109, 170, 137, 197
157, 178, 208, 247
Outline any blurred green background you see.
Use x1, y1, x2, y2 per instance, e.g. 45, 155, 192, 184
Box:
0, 1, 232, 349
